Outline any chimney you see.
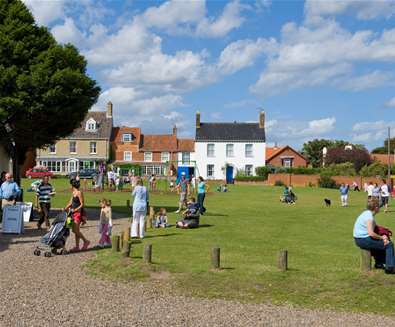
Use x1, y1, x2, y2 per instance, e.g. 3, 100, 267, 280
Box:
106, 101, 113, 118
196, 111, 201, 129
173, 124, 177, 136
259, 111, 265, 129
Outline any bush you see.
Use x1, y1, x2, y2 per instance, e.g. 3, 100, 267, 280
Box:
326, 147, 372, 172
274, 180, 285, 186
360, 162, 387, 178
322, 162, 356, 176
274, 166, 320, 175
234, 176, 266, 182
318, 174, 338, 189
255, 166, 274, 179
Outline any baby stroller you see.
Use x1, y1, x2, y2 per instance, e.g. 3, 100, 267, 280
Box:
34, 211, 70, 257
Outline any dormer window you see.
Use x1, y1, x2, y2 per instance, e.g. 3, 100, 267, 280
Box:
86, 118, 97, 132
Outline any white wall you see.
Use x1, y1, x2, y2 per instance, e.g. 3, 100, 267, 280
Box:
195, 142, 266, 180
177, 151, 196, 166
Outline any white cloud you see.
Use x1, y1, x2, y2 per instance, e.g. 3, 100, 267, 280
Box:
51, 18, 85, 45
218, 38, 277, 74
336, 70, 394, 91
352, 120, 395, 143
196, 1, 245, 38
304, 0, 395, 21
23, 0, 65, 25
385, 97, 395, 107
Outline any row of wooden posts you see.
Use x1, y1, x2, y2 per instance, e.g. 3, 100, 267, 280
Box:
123, 200, 371, 272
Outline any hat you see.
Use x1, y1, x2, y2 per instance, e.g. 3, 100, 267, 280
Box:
181, 172, 186, 175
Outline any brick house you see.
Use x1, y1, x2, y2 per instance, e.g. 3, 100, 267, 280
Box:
266, 145, 308, 168
112, 125, 195, 176
36, 102, 113, 174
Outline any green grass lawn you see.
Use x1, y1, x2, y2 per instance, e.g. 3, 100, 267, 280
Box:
21, 179, 395, 314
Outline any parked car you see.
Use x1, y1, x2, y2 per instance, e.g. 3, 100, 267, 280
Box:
25, 168, 53, 179
68, 168, 98, 180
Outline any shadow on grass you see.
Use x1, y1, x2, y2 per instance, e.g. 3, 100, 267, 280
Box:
143, 233, 178, 239
203, 212, 228, 217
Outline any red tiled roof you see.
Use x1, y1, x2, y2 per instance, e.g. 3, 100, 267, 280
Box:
177, 139, 195, 152
112, 126, 141, 145
140, 134, 178, 152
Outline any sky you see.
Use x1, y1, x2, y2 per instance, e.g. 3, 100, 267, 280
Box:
22, 0, 395, 150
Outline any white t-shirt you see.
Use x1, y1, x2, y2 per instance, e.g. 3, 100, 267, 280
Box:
367, 184, 374, 197
381, 184, 390, 197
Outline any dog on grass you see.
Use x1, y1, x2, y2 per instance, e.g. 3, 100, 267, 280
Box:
324, 198, 331, 207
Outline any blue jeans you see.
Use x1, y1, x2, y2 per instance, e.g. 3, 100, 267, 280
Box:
354, 237, 395, 268
197, 193, 206, 214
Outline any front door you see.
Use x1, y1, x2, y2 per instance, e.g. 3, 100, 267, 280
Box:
68, 160, 78, 173
226, 166, 234, 184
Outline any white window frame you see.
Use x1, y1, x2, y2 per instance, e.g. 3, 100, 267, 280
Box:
282, 158, 293, 168
69, 141, 77, 154
86, 118, 97, 132
144, 152, 152, 162
245, 165, 253, 176
122, 133, 132, 142
207, 164, 214, 178
207, 144, 215, 157
245, 144, 253, 158
226, 144, 234, 157
124, 151, 132, 161
161, 152, 170, 163
90, 141, 97, 154
182, 152, 190, 164
48, 144, 56, 154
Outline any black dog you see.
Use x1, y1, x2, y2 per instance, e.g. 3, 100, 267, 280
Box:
324, 198, 331, 207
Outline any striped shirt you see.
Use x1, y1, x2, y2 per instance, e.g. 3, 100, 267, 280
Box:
36, 183, 54, 203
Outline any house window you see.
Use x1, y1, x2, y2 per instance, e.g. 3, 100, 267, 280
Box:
245, 144, 253, 158
124, 151, 131, 161
161, 152, 169, 162
207, 144, 215, 157
282, 158, 293, 168
207, 164, 214, 178
86, 118, 97, 132
90, 142, 97, 154
245, 165, 253, 176
46, 161, 62, 173
226, 144, 234, 157
69, 141, 76, 153
144, 152, 152, 162
122, 133, 132, 142
48, 144, 56, 154
182, 152, 190, 164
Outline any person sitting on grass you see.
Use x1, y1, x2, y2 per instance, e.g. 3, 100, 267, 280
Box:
353, 198, 395, 274
176, 197, 200, 229
154, 208, 169, 228
97, 198, 112, 248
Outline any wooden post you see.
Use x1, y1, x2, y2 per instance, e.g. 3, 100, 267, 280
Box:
119, 232, 124, 250
278, 250, 288, 272
211, 247, 220, 269
149, 206, 155, 228
143, 244, 152, 264
111, 235, 120, 252
126, 199, 130, 208
361, 249, 371, 272
123, 227, 130, 245
123, 241, 132, 258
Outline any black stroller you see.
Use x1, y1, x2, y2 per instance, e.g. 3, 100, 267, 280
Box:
34, 211, 70, 257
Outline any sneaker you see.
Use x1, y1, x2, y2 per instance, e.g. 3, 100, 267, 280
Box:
374, 263, 385, 270
385, 267, 395, 274
81, 240, 90, 250
175, 210, 180, 213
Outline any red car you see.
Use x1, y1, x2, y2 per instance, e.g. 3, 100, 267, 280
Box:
25, 168, 54, 179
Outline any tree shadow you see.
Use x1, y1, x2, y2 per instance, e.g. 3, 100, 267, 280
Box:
197, 224, 213, 228
143, 233, 178, 239
203, 212, 228, 217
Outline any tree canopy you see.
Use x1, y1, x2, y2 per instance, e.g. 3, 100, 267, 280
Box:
0, 0, 100, 179
372, 138, 395, 154
301, 139, 365, 168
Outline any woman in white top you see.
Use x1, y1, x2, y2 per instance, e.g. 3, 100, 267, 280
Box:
380, 179, 390, 213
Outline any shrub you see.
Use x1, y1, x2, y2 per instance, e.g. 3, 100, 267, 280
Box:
318, 174, 338, 189
274, 180, 285, 186
360, 162, 387, 178
255, 166, 274, 179
274, 166, 320, 175
326, 147, 372, 172
322, 162, 356, 176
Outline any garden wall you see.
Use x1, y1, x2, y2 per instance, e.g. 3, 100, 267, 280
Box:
267, 174, 385, 187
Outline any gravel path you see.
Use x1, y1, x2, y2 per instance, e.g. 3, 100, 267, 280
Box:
1, 210, 395, 327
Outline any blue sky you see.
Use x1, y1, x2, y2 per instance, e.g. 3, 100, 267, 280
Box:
23, 0, 395, 150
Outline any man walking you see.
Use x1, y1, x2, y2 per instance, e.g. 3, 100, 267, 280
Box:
175, 172, 189, 213
339, 183, 349, 207
36, 176, 55, 229
0, 172, 21, 207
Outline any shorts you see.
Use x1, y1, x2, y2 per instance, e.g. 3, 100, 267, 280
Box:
180, 192, 187, 202
73, 211, 83, 224
382, 197, 389, 205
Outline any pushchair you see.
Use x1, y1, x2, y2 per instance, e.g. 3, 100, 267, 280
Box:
34, 211, 70, 257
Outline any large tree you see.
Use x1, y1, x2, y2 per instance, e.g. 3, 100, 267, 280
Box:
372, 138, 395, 154
301, 139, 365, 168
0, 0, 100, 183
325, 147, 372, 172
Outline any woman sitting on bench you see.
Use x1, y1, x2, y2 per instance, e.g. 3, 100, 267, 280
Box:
176, 197, 200, 229
353, 198, 395, 274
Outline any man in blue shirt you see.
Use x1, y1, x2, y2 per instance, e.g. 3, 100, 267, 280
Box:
0, 172, 21, 208
353, 198, 395, 274
339, 183, 349, 207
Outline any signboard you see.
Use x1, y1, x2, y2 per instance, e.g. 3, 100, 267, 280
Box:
2, 205, 24, 234
18, 202, 33, 223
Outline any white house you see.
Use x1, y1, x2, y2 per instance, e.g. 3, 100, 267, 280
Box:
195, 111, 266, 181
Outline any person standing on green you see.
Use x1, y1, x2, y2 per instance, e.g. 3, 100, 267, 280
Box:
36, 176, 55, 229
197, 176, 206, 215
175, 172, 189, 213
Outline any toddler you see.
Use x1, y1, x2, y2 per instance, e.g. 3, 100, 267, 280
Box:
154, 208, 169, 228
98, 198, 112, 248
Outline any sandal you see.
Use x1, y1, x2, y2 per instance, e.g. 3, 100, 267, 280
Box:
70, 246, 80, 253
81, 240, 90, 250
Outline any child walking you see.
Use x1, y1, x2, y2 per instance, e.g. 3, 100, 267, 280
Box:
98, 198, 112, 248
